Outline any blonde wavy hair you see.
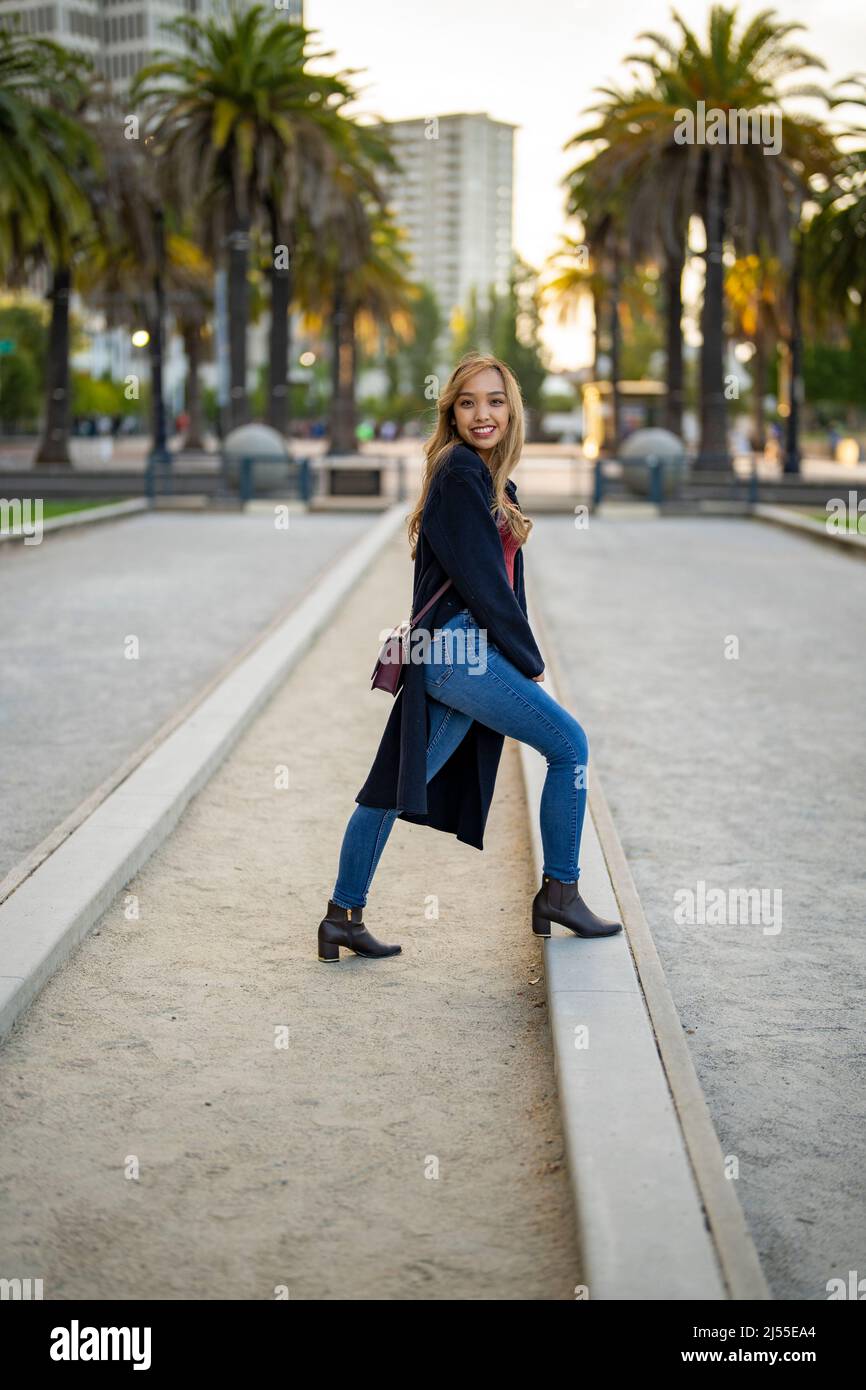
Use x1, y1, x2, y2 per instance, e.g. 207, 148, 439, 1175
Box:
407, 352, 534, 561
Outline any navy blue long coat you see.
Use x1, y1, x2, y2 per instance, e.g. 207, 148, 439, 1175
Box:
355, 441, 546, 850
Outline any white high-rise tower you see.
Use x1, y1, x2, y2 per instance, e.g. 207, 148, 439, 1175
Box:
374, 111, 516, 331
0, 1, 305, 89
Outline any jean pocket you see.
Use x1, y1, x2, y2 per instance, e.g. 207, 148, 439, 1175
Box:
427, 625, 455, 687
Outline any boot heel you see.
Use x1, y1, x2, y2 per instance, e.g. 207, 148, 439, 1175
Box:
532, 910, 551, 937
318, 940, 340, 962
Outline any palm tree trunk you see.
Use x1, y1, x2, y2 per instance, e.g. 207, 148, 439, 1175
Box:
327, 270, 356, 454
181, 321, 206, 450
267, 202, 292, 437
751, 331, 767, 453
784, 233, 802, 474
150, 209, 169, 461
34, 264, 72, 466
227, 204, 250, 431
664, 240, 685, 437
346, 326, 357, 445
592, 288, 602, 380
697, 152, 731, 470
327, 274, 342, 453
610, 240, 621, 453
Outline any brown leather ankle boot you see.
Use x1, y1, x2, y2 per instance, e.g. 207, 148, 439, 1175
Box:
317, 900, 402, 962
531, 875, 622, 938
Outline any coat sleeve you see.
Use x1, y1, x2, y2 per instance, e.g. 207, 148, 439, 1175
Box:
424, 465, 545, 678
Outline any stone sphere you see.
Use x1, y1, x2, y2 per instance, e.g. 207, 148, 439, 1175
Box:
619, 427, 688, 498
223, 424, 290, 488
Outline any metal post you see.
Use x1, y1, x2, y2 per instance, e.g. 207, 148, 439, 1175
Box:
648, 456, 662, 505
784, 231, 803, 475
748, 451, 759, 506
239, 457, 253, 505
150, 207, 171, 466
593, 456, 604, 507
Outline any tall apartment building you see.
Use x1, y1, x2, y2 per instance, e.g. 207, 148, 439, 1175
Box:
0, 0, 304, 415
375, 112, 516, 331
0, 0, 304, 87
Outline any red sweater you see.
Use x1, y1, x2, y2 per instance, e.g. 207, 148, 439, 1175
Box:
496, 509, 521, 588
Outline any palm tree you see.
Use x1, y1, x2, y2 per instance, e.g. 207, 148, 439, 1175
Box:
133, 4, 382, 436
542, 233, 607, 382
801, 138, 866, 331
564, 76, 693, 439
799, 82, 866, 453
169, 240, 214, 451
295, 195, 418, 452
726, 253, 784, 451
632, 7, 836, 469
0, 29, 59, 268
79, 119, 214, 457
559, 177, 629, 452
566, 6, 836, 470
262, 102, 398, 438
0, 28, 99, 464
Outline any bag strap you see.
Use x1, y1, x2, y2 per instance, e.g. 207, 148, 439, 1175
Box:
408, 578, 452, 629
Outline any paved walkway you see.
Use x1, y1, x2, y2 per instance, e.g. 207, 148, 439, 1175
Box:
0, 511, 373, 880
0, 531, 578, 1299
530, 512, 866, 1300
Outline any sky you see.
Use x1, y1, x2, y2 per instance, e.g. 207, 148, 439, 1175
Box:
306, 0, 866, 368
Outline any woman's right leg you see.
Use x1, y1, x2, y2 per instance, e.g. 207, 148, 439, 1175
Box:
423, 608, 589, 881
331, 693, 473, 909
424, 609, 621, 937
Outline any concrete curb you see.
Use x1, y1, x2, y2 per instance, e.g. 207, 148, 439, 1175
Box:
0, 498, 148, 543
0, 503, 408, 1041
518, 587, 770, 1301
752, 503, 866, 558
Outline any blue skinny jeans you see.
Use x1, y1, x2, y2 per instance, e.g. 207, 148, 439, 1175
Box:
332, 606, 589, 908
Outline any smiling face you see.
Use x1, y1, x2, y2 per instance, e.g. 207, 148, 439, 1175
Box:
451, 368, 510, 460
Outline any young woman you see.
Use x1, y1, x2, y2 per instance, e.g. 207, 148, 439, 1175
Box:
318, 352, 622, 962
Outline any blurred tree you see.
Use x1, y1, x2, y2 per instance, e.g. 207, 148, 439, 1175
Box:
0, 345, 40, 429
80, 118, 214, 455
725, 254, 784, 450
294, 190, 417, 452
564, 77, 690, 438
490, 258, 549, 441
383, 281, 443, 414
566, 5, 837, 470
133, 5, 393, 437
802, 130, 866, 333
542, 232, 606, 380
0, 28, 99, 463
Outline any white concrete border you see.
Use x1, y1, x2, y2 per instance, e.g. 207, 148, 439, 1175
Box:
519, 586, 770, 1301
0, 504, 408, 1040
752, 503, 866, 558
0, 498, 148, 543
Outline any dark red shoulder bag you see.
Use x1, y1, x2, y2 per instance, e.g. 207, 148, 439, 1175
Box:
370, 579, 452, 695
